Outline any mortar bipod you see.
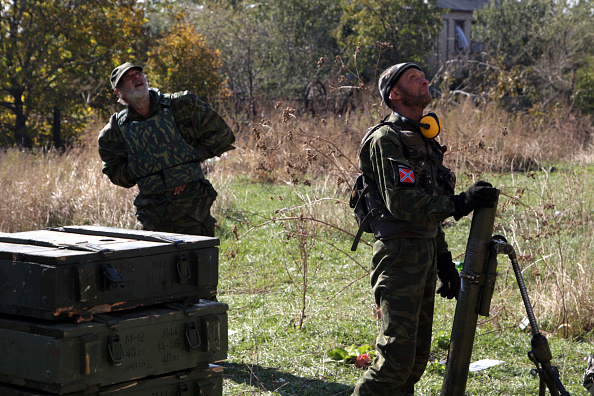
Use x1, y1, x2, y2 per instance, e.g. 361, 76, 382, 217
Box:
491, 235, 570, 396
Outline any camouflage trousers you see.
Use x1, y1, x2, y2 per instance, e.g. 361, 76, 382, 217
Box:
352, 237, 437, 396
134, 179, 217, 237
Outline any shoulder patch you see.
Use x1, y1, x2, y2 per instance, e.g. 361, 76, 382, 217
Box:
398, 165, 415, 184
390, 160, 416, 187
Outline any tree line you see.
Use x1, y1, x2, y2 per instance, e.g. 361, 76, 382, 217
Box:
1, 0, 593, 148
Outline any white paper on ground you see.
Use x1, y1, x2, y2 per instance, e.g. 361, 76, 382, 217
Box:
468, 359, 505, 372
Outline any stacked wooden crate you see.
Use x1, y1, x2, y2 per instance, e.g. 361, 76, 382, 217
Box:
0, 225, 228, 395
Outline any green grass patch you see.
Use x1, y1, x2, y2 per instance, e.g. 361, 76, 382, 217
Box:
0, 143, 591, 395
215, 167, 593, 395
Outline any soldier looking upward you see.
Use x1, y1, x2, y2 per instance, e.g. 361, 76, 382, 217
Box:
98, 62, 235, 236
351, 63, 498, 395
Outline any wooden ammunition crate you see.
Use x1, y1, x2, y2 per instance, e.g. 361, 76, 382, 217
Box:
0, 226, 219, 321
0, 301, 228, 394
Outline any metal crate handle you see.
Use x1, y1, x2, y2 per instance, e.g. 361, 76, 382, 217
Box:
176, 254, 192, 283
101, 264, 126, 290
185, 321, 202, 350
107, 334, 125, 366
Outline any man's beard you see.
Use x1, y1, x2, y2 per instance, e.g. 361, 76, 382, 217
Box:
120, 84, 149, 107
400, 88, 432, 109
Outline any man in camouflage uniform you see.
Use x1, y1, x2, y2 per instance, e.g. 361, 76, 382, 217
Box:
98, 62, 235, 236
351, 63, 498, 395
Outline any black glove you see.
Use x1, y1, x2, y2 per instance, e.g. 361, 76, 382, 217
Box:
452, 180, 498, 221
436, 252, 460, 299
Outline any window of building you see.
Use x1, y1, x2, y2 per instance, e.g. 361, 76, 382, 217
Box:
455, 21, 469, 52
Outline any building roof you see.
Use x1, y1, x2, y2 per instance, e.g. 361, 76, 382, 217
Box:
437, 0, 490, 12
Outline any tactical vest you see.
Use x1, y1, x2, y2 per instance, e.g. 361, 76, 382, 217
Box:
118, 95, 204, 195
391, 126, 455, 197
351, 121, 455, 249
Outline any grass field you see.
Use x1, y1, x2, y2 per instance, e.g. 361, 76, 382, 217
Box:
213, 167, 593, 395
0, 97, 592, 395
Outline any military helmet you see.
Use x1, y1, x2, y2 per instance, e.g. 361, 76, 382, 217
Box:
378, 63, 422, 109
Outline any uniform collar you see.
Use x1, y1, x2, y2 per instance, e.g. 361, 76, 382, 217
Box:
390, 111, 421, 133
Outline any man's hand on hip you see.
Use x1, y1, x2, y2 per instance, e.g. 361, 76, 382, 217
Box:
173, 183, 187, 196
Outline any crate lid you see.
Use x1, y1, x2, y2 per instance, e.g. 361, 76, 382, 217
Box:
0, 225, 219, 264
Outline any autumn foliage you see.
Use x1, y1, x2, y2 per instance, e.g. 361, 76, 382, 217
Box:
146, 23, 223, 99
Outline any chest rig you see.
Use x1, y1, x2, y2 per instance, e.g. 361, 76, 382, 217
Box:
118, 95, 204, 195
393, 126, 455, 196
350, 122, 455, 250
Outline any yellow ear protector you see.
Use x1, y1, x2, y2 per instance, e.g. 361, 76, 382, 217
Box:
418, 112, 442, 139
398, 112, 443, 139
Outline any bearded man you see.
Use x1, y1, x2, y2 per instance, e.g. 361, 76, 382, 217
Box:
351, 63, 497, 395
98, 62, 235, 236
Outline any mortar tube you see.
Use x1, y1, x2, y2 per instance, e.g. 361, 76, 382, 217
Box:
441, 192, 499, 396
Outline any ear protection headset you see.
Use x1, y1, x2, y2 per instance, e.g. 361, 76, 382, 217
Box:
398, 112, 443, 139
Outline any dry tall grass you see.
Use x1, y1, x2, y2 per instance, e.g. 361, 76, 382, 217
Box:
489, 167, 594, 336
219, 96, 594, 335
0, 146, 138, 233
437, 99, 594, 172
0, 95, 592, 335
218, 92, 593, 183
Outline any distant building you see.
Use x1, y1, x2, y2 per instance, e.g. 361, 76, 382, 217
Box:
430, 0, 491, 72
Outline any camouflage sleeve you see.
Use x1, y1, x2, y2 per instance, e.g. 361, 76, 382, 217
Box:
368, 127, 455, 223
171, 91, 236, 160
97, 115, 136, 188
435, 225, 450, 257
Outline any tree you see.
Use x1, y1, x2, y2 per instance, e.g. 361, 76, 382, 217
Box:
252, 0, 342, 96
335, 0, 443, 80
472, 0, 594, 111
192, 3, 268, 114
473, 0, 555, 68
0, 0, 146, 147
176, 0, 341, 104
146, 22, 223, 98
575, 56, 594, 115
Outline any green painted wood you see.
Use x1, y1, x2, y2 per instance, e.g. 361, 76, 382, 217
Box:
0, 302, 227, 394
0, 226, 219, 320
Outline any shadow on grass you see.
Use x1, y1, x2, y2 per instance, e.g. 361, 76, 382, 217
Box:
222, 362, 353, 396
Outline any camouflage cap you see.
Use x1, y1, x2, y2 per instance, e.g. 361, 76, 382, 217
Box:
110, 62, 143, 89
378, 63, 422, 109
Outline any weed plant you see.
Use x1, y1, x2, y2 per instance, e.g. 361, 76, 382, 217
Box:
0, 96, 592, 395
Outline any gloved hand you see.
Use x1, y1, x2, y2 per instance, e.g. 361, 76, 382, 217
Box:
452, 180, 498, 220
436, 252, 460, 299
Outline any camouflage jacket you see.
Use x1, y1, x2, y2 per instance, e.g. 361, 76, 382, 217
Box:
98, 88, 235, 191
359, 113, 456, 253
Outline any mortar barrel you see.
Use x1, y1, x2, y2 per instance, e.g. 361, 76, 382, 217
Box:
441, 191, 499, 396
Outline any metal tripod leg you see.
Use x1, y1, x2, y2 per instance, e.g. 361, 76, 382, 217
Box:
499, 238, 571, 396
440, 197, 572, 396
